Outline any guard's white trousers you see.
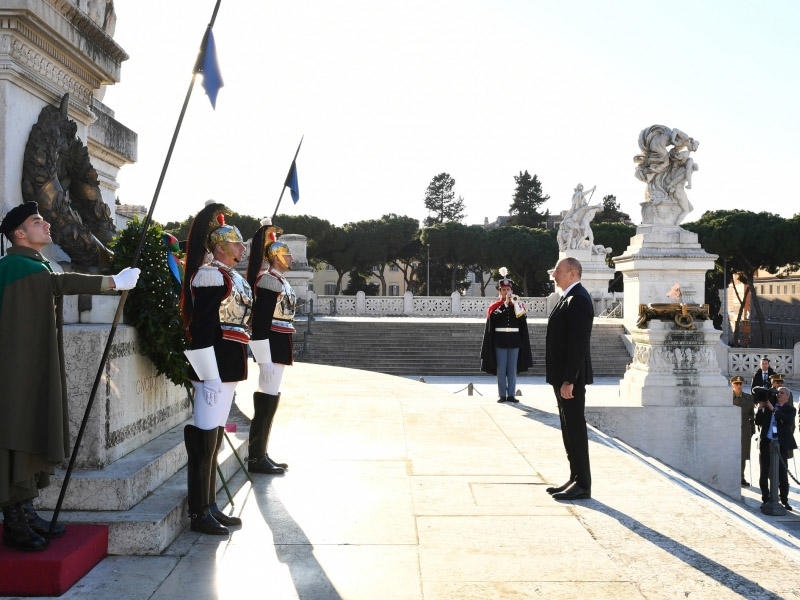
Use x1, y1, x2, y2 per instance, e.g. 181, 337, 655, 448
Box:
191, 380, 238, 430
257, 362, 286, 395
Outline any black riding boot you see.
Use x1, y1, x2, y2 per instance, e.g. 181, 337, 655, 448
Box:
22, 500, 66, 538
184, 425, 229, 535
208, 426, 242, 527
2, 502, 48, 551
248, 392, 286, 474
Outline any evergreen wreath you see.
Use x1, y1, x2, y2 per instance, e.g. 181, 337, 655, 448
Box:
111, 218, 190, 390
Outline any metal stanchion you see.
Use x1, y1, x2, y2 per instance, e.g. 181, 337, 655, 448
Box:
760, 439, 787, 516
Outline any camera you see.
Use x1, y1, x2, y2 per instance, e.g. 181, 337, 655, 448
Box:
752, 386, 778, 403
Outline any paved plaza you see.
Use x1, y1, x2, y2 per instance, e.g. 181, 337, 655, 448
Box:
6, 364, 800, 600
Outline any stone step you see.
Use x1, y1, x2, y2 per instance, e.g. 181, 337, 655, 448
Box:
34, 421, 250, 555
294, 319, 631, 376
39, 423, 188, 511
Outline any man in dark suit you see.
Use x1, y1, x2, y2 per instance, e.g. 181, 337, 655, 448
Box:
545, 257, 594, 500
751, 357, 775, 393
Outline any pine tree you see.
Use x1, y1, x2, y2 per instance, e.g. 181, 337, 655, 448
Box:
509, 171, 549, 227
424, 172, 465, 226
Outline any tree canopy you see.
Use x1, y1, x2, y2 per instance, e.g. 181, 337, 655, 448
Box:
423, 172, 465, 226
593, 194, 631, 224
507, 170, 549, 228
684, 210, 800, 345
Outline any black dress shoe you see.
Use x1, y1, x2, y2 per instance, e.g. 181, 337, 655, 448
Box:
190, 509, 229, 535
248, 456, 285, 474
267, 455, 288, 470
782, 501, 793, 511
507, 396, 519, 403
741, 479, 749, 487
553, 484, 591, 500
546, 480, 574, 495
497, 397, 507, 403
209, 502, 242, 527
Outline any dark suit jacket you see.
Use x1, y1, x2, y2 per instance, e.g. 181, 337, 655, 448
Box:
545, 282, 594, 386
751, 367, 775, 392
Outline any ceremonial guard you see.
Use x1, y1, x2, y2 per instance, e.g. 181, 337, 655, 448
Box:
480, 268, 533, 402
180, 202, 251, 535
245, 219, 296, 474
1, 201, 139, 551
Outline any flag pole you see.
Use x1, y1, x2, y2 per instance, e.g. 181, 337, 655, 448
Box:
51, 0, 224, 529
271, 135, 304, 220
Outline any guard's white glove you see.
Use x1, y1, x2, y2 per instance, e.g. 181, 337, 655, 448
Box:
203, 377, 222, 406
112, 267, 141, 290
258, 362, 276, 389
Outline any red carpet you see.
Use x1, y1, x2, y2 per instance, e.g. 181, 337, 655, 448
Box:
0, 524, 108, 596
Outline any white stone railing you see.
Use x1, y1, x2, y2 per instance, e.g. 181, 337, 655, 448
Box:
304, 291, 799, 381
305, 290, 623, 319
722, 344, 799, 382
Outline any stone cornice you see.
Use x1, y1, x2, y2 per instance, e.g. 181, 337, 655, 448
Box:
53, 0, 128, 64
0, 1, 128, 102
0, 30, 93, 104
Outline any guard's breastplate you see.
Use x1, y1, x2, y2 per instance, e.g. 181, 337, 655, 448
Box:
214, 261, 253, 343
270, 269, 296, 333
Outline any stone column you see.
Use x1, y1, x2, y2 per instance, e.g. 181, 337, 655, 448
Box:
0, 0, 131, 217
614, 225, 714, 333
585, 223, 740, 498
280, 234, 315, 302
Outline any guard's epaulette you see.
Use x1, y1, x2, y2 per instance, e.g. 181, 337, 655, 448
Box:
257, 271, 283, 293
192, 265, 225, 288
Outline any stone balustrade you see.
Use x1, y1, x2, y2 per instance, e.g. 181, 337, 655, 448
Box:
305, 290, 624, 319
722, 345, 799, 382
304, 291, 800, 384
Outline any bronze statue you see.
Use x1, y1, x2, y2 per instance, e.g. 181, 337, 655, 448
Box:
21, 94, 116, 270
636, 302, 710, 330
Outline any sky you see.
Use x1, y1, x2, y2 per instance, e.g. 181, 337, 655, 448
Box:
102, 0, 800, 229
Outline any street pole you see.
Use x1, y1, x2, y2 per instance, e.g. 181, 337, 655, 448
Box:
723, 258, 729, 344
426, 244, 430, 296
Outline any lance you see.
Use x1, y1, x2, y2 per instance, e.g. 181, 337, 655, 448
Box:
51, 0, 226, 529
271, 135, 304, 221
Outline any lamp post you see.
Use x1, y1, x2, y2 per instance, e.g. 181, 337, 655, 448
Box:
426, 244, 430, 296
723, 258, 730, 344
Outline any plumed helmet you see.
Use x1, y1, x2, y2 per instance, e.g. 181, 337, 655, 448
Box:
181, 201, 237, 327
247, 217, 285, 285
495, 266, 515, 290
207, 214, 243, 249
267, 240, 292, 270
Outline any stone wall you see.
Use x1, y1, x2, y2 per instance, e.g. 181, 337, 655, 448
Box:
63, 323, 190, 468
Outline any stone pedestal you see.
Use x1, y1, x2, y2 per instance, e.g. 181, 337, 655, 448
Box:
62, 322, 190, 469
281, 234, 315, 301
585, 224, 740, 498
559, 247, 614, 298
613, 225, 715, 333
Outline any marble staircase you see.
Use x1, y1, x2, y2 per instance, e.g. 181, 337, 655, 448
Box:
294, 318, 631, 377
37, 418, 250, 555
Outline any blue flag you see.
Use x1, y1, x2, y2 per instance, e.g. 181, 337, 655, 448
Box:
285, 161, 300, 204
200, 28, 223, 108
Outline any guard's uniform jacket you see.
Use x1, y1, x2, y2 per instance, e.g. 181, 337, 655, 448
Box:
251, 267, 296, 365
186, 260, 252, 382
0, 246, 104, 505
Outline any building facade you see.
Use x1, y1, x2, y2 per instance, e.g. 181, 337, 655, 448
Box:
725, 269, 800, 348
